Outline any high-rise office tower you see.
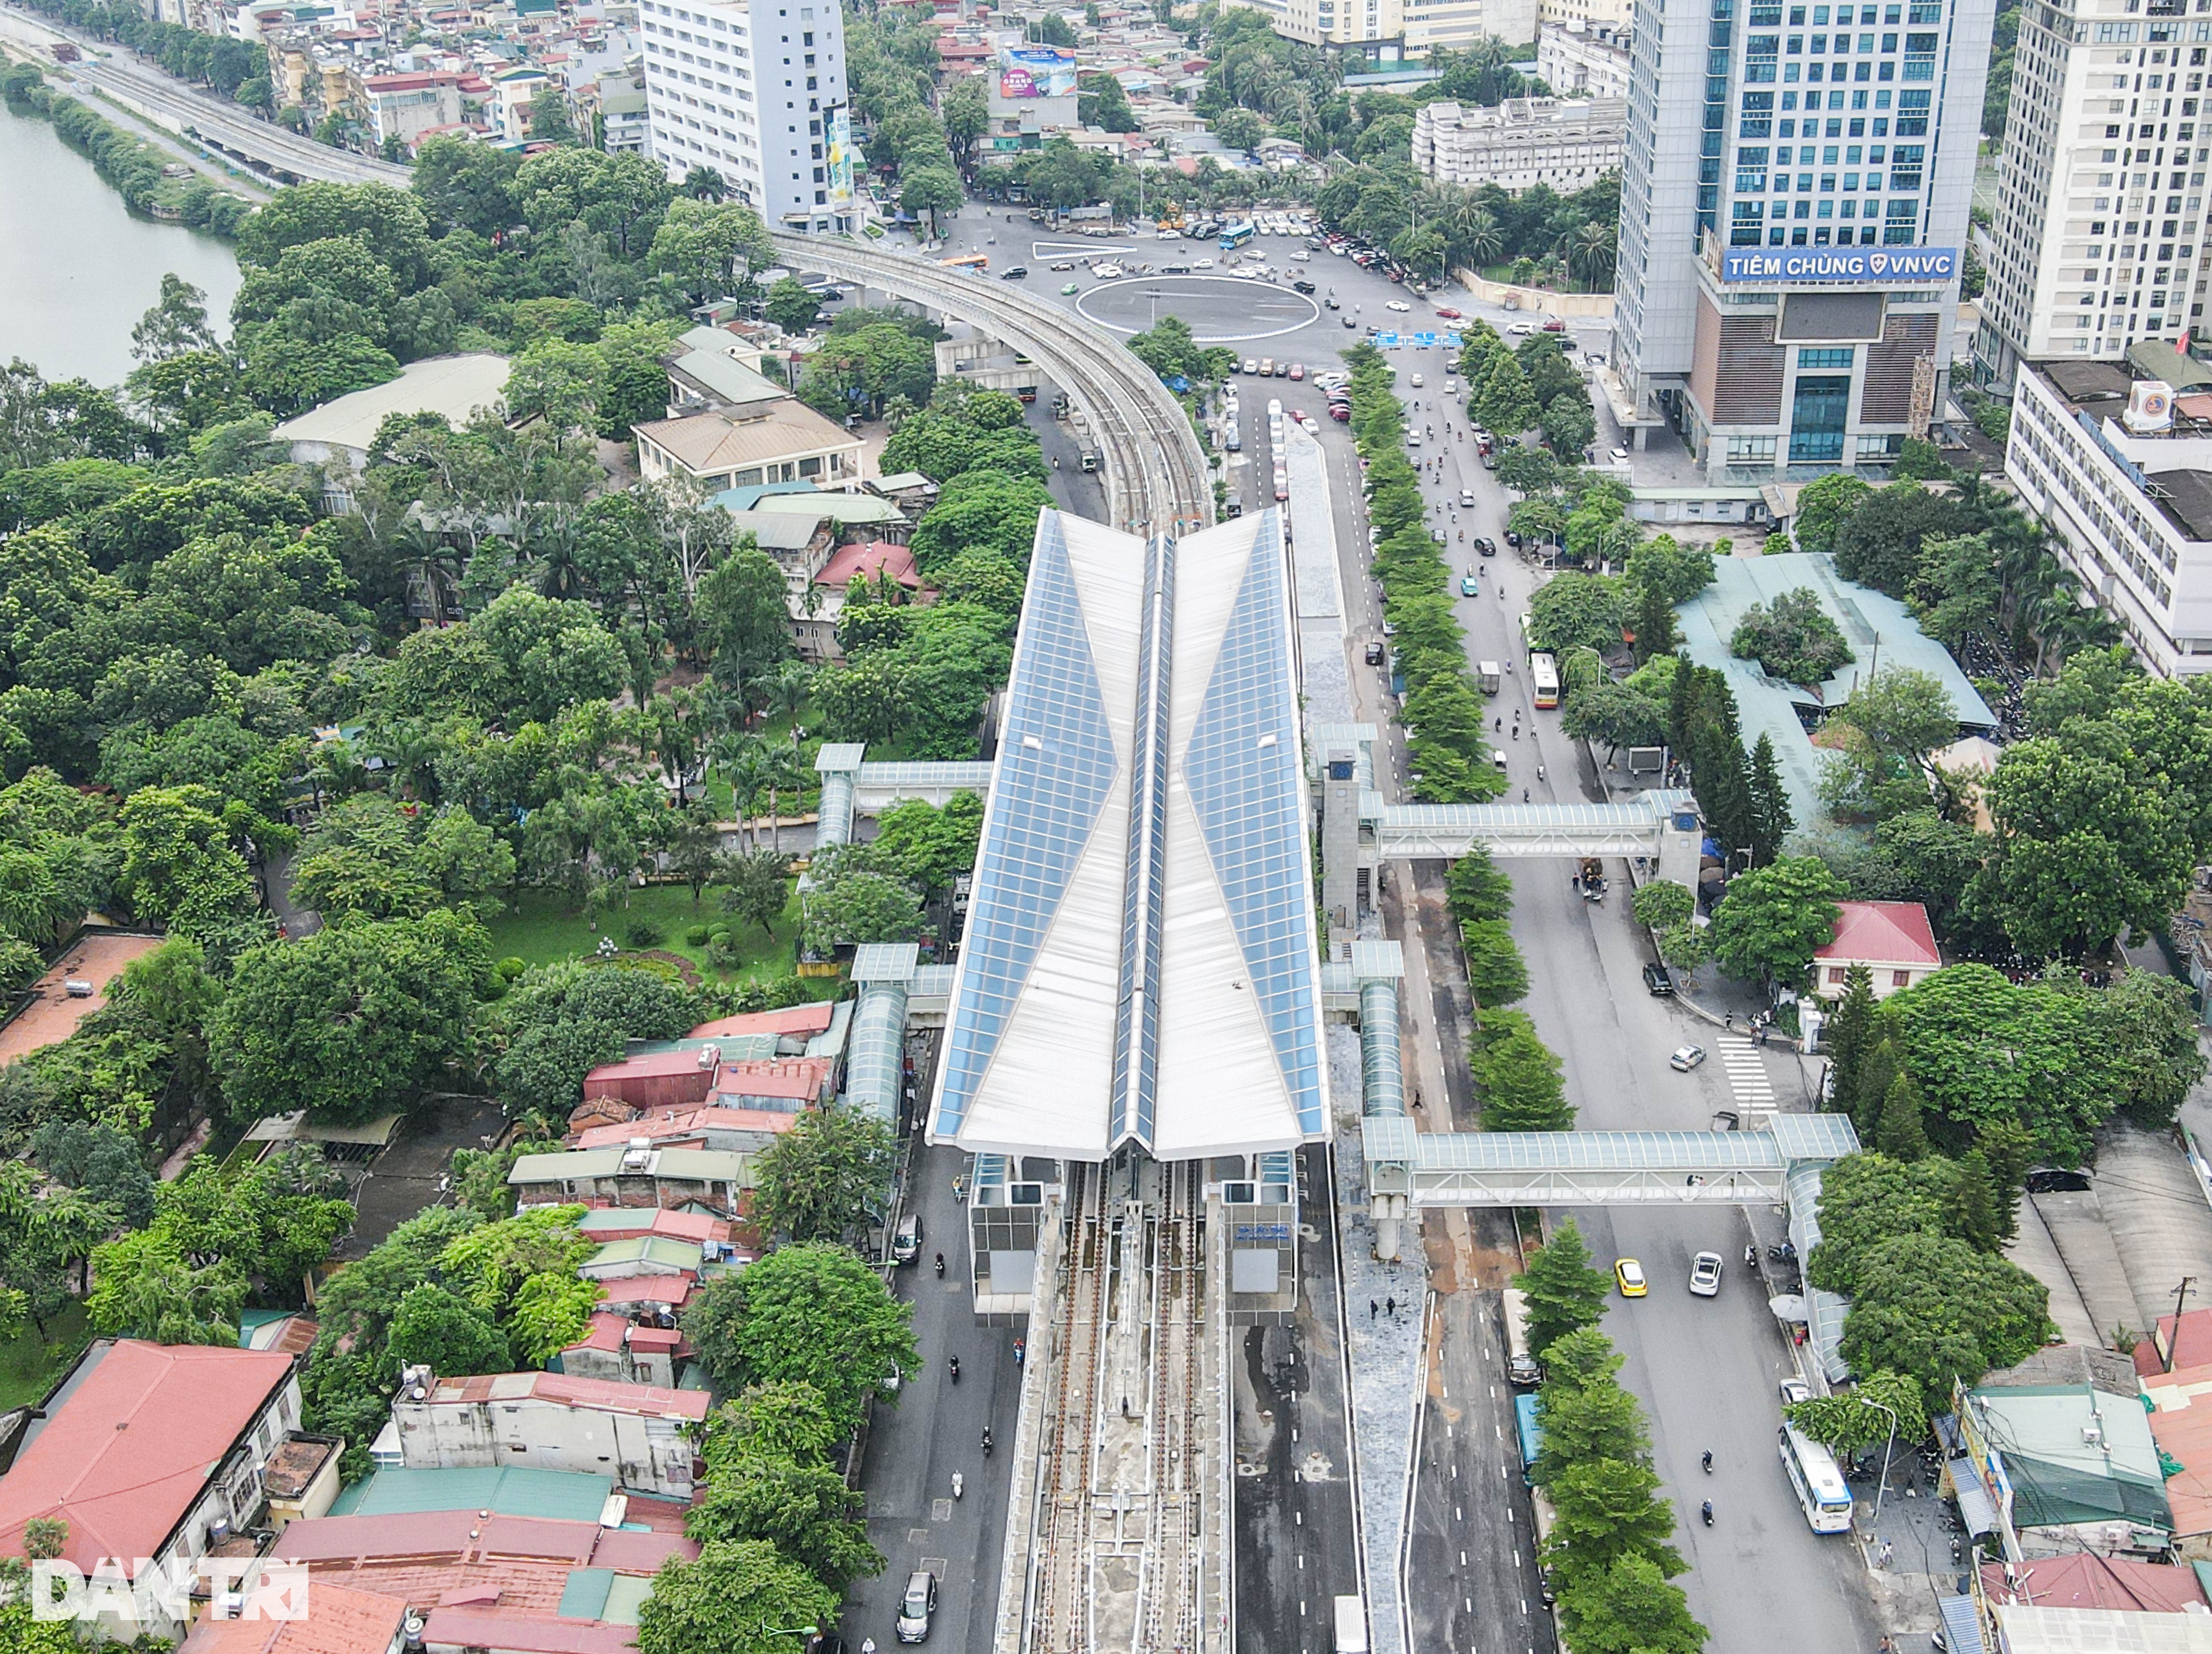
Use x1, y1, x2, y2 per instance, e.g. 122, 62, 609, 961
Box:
641, 0, 859, 234
1976, 4, 2212, 387
1611, 0, 1992, 474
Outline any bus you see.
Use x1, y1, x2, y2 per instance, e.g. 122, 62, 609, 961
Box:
1514, 1392, 1544, 1486
1220, 222, 1256, 250
1778, 1423, 1855, 1533
1501, 1288, 1542, 1387
1531, 652, 1560, 710
939, 253, 989, 271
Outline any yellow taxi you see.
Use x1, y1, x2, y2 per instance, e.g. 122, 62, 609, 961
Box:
1614, 1258, 1648, 1298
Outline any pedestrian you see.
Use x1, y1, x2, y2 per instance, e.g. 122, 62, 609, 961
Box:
1879, 1637, 1896, 1654
1386, 1295, 1397, 1319
1370, 1299, 1379, 1320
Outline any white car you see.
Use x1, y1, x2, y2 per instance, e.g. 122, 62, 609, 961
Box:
1386, 300, 1413, 313
1194, 257, 1215, 269
1508, 321, 1535, 335
1779, 1377, 1811, 1406
1290, 249, 1312, 261
1458, 489, 1476, 507
1669, 1045, 1707, 1071
1445, 380, 1458, 395
1689, 1252, 1724, 1297
1243, 357, 1258, 374
1410, 373, 1424, 387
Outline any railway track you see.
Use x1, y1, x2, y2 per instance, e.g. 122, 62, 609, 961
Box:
1032, 1163, 1111, 1654
1136, 1161, 1204, 1654
768, 234, 1213, 540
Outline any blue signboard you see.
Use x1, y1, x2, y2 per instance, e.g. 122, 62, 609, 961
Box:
1442, 332, 1463, 348
1719, 246, 1959, 285
1412, 331, 1438, 347
1377, 331, 1401, 347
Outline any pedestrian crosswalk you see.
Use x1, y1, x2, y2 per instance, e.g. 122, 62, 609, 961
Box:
1717, 1036, 1777, 1117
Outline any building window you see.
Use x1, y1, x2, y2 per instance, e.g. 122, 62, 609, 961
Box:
1828, 966, 1848, 984
1799, 346, 1854, 366
1891, 969, 1913, 987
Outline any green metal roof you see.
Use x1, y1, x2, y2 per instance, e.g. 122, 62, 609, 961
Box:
586, 1236, 701, 1270
337, 1466, 614, 1521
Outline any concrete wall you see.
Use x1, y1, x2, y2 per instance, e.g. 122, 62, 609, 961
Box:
392, 1396, 698, 1498
1450, 272, 1615, 319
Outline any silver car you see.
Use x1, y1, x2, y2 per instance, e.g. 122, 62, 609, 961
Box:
1689, 1251, 1724, 1297
896, 1570, 937, 1643
1669, 1044, 1707, 1071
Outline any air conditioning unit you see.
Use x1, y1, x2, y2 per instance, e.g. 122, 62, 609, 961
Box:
695, 1042, 721, 1069
2125, 379, 2175, 432
2083, 1424, 2104, 1446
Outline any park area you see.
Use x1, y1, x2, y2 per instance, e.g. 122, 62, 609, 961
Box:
483, 878, 804, 984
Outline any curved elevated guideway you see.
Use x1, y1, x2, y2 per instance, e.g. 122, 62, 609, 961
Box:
768, 234, 1212, 541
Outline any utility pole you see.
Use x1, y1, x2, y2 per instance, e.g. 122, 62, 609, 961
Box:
2167, 1276, 2197, 1372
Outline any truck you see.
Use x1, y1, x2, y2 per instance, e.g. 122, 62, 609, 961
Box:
1501, 1287, 1543, 1386
1079, 450, 1101, 473
1477, 660, 1501, 695
1332, 1597, 1368, 1654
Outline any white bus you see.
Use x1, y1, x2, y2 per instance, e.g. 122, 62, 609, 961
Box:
1501, 1287, 1542, 1386
1778, 1423, 1854, 1533
1530, 652, 1560, 710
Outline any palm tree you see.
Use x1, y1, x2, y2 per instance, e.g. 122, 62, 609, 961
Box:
683, 165, 727, 201
764, 660, 813, 741
1570, 221, 1618, 288
761, 743, 809, 855
1465, 211, 1506, 268
720, 736, 776, 850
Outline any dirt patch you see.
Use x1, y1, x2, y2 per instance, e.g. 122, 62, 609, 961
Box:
0, 932, 164, 1066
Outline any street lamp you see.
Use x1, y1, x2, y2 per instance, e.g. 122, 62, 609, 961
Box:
760, 1625, 821, 1644
1861, 1395, 1901, 1529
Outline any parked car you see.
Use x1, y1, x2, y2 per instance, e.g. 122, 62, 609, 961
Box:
1386, 299, 1412, 313
1779, 1377, 1811, 1406
1669, 1044, 1707, 1071
1712, 1109, 1739, 1132
1365, 640, 1386, 665
1243, 358, 1259, 374
1642, 962, 1675, 997
891, 1212, 923, 1263
1289, 362, 1306, 380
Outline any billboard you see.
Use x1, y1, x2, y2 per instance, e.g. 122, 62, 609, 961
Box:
998, 45, 1077, 99
826, 105, 853, 206
1719, 246, 1958, 285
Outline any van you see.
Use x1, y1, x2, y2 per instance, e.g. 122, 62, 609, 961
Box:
892, 1212, 923, 1264
1491, 749, 1509, 771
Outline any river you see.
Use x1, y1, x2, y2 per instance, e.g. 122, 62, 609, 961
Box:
0, 99, 240, 388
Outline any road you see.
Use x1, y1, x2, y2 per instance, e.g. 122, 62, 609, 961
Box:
1181, 256, 1882, 1653
0, 7, 409, 186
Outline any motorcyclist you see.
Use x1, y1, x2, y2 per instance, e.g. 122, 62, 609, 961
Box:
1701, 1500, 1714, 1526
1702, 1451, 1714, 1473
949, 1356, 960, 1383
934, 1252, 946, 1277
981, 1428, 995, 1455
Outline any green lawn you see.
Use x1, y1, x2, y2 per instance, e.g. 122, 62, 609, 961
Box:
0, 1303, 91, 1411
484, 880, 803, 983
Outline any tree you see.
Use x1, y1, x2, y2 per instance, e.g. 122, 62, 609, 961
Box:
1746, 733, 1793, 865
1629, 880, 1693, 932
698, 545, 795, 690
1783, 1369, 1930, 1455
1540, 391, 1596, 459
1459, 918, 1530, 1007
1561, 680, 1663, 758
1520, 1218, 1611, 1356
719, 849, 793, 940
211, 912, 484, 1125
29, 1121, 154, 1229
115, 784, 254, 927
1472, 1022, 1570, 1129
765, 277, 822, 335
1528, 574, 1625, 656
387, 1281, 512, 1376
1474, 353, 1540, 436
1791, 473, 1872, 556
869, 792, 984, 900
84, 1228, 247, 1345
1543, 1456, 1683, 1579
1839, 1233, 2052, 1406
528, 86, 577, 145
1946, 1150, 2003, 1252
2068, 967, 2208, 1130
1807, 1153, 1958, 1299
1873, 1071, 1930, 1161
648, 198, 773, 304
802, 862, 923, 956
690, 1382, 883, 1593
131, 273, 220, 363
1554, 1554, 1706, 1654
1834, 482, 1969, 598
682, 1242, 919, 1436
633, 1540, 838, 1654
751, 1106, 898, 1243
1824, 964, 1876, 1114
1532, 1331, 1647, 1476
1730, 587, 1851, 685
1707, 856, 1844, 990
1444, 848, 1514, 926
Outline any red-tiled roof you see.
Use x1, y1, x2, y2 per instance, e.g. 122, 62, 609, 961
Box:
564, 1312, 630, 1353
576, 1208, 731, 1244
420, 1611, 634, 1654
595, 1276, 696, 1307
2141, 1309, 2212, 1377
179, 1582, 408, 1654
364, 71, 457, 88
689, 1003, 835, 1039
1978, 1553, 2208, 1612
1813, 900, 1940, 967
0, 1341, 296, 1573
584, 1047, 721, 1085
816, 540, 919, 590
418, 1370, 709, 1420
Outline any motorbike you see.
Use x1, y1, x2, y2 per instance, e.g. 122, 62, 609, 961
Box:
1700, 1501, 1714, 1527
953, 1471, 965, 1500
948, 1356, 960, 1384
1014, 1339, 1026, 1367
934, 1253, 946, 1278
1702, 1451, 1713, 1474
1768, 1240, 1798, 1264
982, 1429, 995, 1457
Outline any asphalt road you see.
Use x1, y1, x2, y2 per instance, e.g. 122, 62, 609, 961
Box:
1278, 346, 1879, 1654
1233, 1144, 1362, 1654
845, 1132, 1022, 1654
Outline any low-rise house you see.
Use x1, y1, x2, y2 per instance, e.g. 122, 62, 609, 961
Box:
353, 69, 464, 146
665, 325, 793, 416
272, 1509, 696, 1654
1956, 1358, 2173, 1560
260, 1433, 345, 1529
0, 1341, 309, 1641
575, 1207, 733, 1248
178, 1581, 408, 1654
382, 1368, 709, 1499
573, 1105, 801, 1156
2137, 1308, 2212, 1558
1977, 1552, 2208, 1612
633, 401, 865, 494
799, 539, 926, 661
509, 1144, 750, 1213
271, 354, 510, 506
560, 1312, 687, 1389
1812, 901, 1942, 998
577, 1236, 703, 1282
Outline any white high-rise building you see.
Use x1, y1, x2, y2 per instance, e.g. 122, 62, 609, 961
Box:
1611, 0, 1992, 476
640, 0, 859, 235
1975, 2, 2212, 390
